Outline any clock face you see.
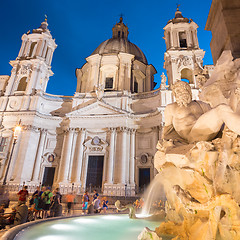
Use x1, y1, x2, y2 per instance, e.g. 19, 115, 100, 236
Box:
92, 136, 100, 145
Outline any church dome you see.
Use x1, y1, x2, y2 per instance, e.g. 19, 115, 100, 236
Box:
91, 38, 148, 64
167, 6, 189, 24
91, 17, 148, 64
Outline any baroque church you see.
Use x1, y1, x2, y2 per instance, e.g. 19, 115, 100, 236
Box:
0, 8, 213, 196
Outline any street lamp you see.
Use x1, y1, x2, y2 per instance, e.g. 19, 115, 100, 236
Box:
3, 124, 22, 185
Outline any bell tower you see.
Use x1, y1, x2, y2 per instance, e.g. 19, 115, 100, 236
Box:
163, 6, 205, 88
4, 17, 57, 96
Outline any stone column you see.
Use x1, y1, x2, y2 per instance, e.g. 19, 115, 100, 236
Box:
5, 67, 18, 96
35, 40, 44, 57
18, 39, 27, 58
119, 127, 127, 184
10, 125, 40, 182
5, 131, 22, 182
186, 30, 192, 47
73, 128, 86, 183
41, 41, 48, 58
129, 129, 136, 184
23, 40, 31, 57
159, 122, 164, 140
26, 66, 39, 95
46, 49, 52, 64
32, 129, 47, 182
107, 128, 116, 184
58, 128, 75, 183
48, 51, 54, 65
170, 31, 174, 48
193, 30, 199, 48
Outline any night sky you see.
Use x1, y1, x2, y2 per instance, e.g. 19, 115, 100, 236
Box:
0, 0, 213, 96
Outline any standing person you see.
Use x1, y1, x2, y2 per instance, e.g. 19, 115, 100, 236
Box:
32, 194, 41, 220
93, 190, 99, 201
82, 191, 89, 214
30, 186, 40, 206
66, 192, 75, 215
41, 187, 53, 218
17, 186, 28, 205
37, 186, 46, 219
50, 188, 62, 217
102, 197, 108, 213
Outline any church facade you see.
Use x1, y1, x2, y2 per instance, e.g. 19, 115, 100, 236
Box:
0, 9, 212, 196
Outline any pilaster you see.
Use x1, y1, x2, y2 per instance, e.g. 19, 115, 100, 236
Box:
57, 128, 75, 183
32, 128, 47, 182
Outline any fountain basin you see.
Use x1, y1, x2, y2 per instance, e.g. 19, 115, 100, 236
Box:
2, 214, 172, 240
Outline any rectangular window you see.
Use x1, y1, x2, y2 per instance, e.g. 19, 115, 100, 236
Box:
105, 77, 113, 89
0, 137, 7, 152
179, 32, 187, 48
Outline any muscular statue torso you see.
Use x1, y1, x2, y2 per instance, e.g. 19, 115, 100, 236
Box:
164, 100, 212, 142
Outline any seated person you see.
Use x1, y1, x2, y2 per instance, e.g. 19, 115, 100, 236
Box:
102, 197, 108, 213
14, 202, 28, 226
0, 206, 16, 229
93, 196, 101, 213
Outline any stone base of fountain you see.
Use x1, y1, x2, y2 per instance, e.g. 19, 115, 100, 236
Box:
152, 130, 240, 240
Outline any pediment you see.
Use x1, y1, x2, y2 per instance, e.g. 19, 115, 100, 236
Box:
67, 100, 126, 117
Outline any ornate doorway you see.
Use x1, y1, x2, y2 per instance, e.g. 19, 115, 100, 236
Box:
86, 155, 104, 191
42, 167, 55, 187
139, 168, 150, 192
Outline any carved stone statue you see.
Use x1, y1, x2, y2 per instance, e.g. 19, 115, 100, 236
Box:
115, 200, 136, 219
160, 72, 168, 90
164, 79, 240, 143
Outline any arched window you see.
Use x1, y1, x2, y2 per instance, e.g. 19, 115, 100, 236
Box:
181, 68, 193, 84
17, 77, 27, 91
29, 42, 37, 57
118, 31, 121, 38
134, 81, 138, 93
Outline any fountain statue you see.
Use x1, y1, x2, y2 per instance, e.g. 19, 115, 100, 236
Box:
115, 200, 137, 219
139, 51, 240, 240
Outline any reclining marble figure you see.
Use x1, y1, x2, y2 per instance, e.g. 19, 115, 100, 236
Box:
164, 80, 240, 144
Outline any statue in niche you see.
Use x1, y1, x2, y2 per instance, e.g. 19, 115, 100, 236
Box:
160, 72, 168, 90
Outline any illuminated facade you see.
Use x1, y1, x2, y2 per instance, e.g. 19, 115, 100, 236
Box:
0, 10, 211, 196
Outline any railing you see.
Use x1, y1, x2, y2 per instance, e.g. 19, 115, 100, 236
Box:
131, 88, 161, 100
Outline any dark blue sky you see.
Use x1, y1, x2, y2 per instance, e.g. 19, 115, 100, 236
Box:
0, 0, 213, 96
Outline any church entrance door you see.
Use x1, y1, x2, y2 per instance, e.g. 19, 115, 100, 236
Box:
139, 168, 150, 192
42, 167, 55, 187
86, 155, 104, 191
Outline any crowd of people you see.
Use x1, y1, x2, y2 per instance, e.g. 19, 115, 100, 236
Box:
0, 186, 166, 231
81, 190, 108, 214
0, 187, 110, 230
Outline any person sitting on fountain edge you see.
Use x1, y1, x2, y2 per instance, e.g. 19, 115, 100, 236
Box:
163, 80, 240, 144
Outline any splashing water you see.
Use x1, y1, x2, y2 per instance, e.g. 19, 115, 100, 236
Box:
141, 174, 166, 215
